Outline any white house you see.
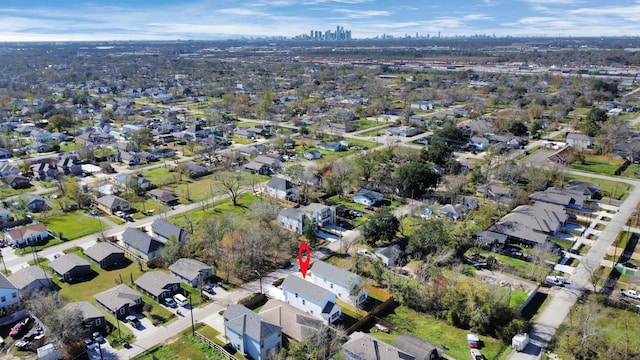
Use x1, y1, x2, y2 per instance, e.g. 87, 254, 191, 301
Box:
0, 273, 20, 311
223, 304, 282, 360
265, 177, 298, 202
308, 260, 368, 308
354, 189, 384, 207
278, 208, 306, 234
300, 203, 336, 228
469, 136, 489, 151
282, 275, 341, 326
4, 223, 49, 247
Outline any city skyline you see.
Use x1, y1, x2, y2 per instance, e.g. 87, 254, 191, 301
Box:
1, 1, 639, 42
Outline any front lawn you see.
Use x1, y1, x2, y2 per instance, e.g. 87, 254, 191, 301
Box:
372, 306, 510, 360
570, 155, 625, 176
132, 332, 229, 360
41, 210, 106, 240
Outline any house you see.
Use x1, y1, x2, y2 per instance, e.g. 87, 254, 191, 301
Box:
150, 218, 188, 244
134, 271, 181, 301
223, 304, 282, 360
5, 223, 49, 247
62, 301, 106, 332
49, 253, 92, 283
281, 275, 341, 325
0, 207, 13, 222
547, 145, 574, 164
184, 162, 209, 178
8, 266, 53, 295
243, 161, 271, 175
94, 284, 142, 319
308, 260, 367, 308
374, 238, 408, 268
95, 195, 130, 215
29, 142, 52, 153
278, 208, 307, 234
58, 155, 82, 176
317, 142, 344, 152
2, 174, 31, 189
489, 202, 568, 247
113, 174, 153, 191
0, 274, 20, 312
30, 161, 60, 181
438, 203, 469, 221
0, 148, 10, 160
470, 136, 489, 151
393, 334, 442, 360
16, 193, 47, 212
301, 203, 336, 228
566, 133, 594, 150
354, 189, 384, 207
149, 188, 179, 205
259, 299, 323, 343
84, 242, 126, 269
303, 150, 322, 160
122, 228, 164, 261
253, 155, 281, 170
30, 129, 52, 142
410, 101, 434, 110
169, 258, 213, 287
265, 177, 298, 202
343, 332, 415, 360
0, 162, 19, 177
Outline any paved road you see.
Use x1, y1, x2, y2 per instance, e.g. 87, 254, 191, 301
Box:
508, 171, 640, 360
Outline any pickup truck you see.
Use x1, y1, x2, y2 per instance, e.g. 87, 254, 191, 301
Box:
621, 289, 640, 300
545, 276, 565, 287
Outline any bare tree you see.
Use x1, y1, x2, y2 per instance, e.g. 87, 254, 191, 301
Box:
216, 171, 244, 206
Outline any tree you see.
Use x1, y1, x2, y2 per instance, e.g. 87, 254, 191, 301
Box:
128, 128, 153, 151
216, 171, 245, 206
361, 208, 399, 245
407, 218, 455, 260
161, 235, 182, 267
46, 114, 74, 132
395, 162, 440, 199
508, 120, 529, 136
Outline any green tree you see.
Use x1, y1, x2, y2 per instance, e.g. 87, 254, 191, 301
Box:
361, 208, 399, 245
395, 162, 440, 199
508, 120, 528, 136
46, 114, 74, 132
407, 218, 455, 260
128, 128, 153, 151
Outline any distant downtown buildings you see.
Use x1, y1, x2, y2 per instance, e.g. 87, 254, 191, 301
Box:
307, 26, 352, 41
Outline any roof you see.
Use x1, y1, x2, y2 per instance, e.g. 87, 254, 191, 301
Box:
94, 284, 141, 312
0, 273, 17, 290
266, 177, 295, 191
150, 218, 186, 242
49, 253, 90, 276
343, 332, 415, 360
566, 133, 594, 142
6, 223, 48, 240
122, 228, 164, 254
62, 301, 105, 321
278, 207, 305, 220
244, 161, 268, 171
254, 155, 279, 166
302, 203, 331, 214
282, 275, 334, 305
96, 195, 129, 208
310, 260, 360, 290
259, 299, 323, 342
354, 189, 384, 201
169, 258, 210, 281
224, 304, 281, 342
8, 266, 50, 290
84, 242, 124, 263
134, 271, 179, 297
530, 187, 587, 207
149, 188, 179, 203
393, 334, 441, 360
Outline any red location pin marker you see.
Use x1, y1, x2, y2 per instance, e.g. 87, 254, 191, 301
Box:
298, 242, 311, 278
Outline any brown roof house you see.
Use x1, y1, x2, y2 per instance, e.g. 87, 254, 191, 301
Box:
134, 271, 180, 302
84, 242, 126, 269
259, 299, 323, 343
49, 253, 92, 283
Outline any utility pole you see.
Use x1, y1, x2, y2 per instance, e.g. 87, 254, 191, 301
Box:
254, 270, 262, 294
189, 293, 195, 336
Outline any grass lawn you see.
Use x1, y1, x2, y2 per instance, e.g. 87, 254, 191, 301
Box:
620, 163, 640, 179
15, 239, 64, 256
132, 332, 229, 360
569, 155, 626, 176
372, 306, 510, 360
355, 126, 391, 137
168, 193, 261, 230
41, 210, 106, 240
564, 174, 632, 201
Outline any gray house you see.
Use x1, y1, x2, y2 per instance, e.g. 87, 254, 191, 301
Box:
393, 334, 442, 360
343, 332, 415, 360
49, 254, 91, 283
84, 242, 126, 269
150, 218, 188, 244
122, 228, 164, 261
223, 304, 282, 360
8, 266, 53, 295
169, 258, 213, 287
94, 284, 142, 319
134, 271, 181, 301
265, 177, 298, 202
63, 301, 106, 332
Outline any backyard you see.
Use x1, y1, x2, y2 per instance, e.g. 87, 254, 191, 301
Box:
132, 325, 229, 360
569, 155, 626, 176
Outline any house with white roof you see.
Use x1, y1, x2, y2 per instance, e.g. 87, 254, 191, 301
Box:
308, 260, 367, 308
282, 275, 341, 325
223, 304, 282, 360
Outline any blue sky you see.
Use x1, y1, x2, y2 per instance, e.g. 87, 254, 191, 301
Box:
1, 0, 638, 41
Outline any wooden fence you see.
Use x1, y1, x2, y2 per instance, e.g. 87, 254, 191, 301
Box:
194, 331, 236, 360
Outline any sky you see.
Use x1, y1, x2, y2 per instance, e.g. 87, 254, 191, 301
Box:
1, 0, 639, 42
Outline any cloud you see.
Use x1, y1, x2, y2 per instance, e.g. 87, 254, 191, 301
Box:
332, 9, 391, 18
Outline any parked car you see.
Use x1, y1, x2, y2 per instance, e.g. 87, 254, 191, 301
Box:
279, 259, 292, 269
9, 318, 30, 338
545, 276, 565, 287
621, 289, 640, 300
164, 297, 177, 308
92, 332, 105, 344
125, 315, 141, 328
202, 285, 215, 295
470, 348, 483, 360
114, 211, 126, 218
622, 262, 638, 269
85, 338, 98, 351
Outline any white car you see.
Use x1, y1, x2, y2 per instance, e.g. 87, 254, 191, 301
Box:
621, 289, 640, 300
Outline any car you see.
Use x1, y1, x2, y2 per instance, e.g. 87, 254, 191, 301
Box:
545, 276, 565, 287
125, 315, 141, 328
470, 348, 484, 360
621, 289, 640, 300
622, 262, 638, 269
279, 259, 292, 269
568, 249, 580, 255
164, 297, 177, 308
202, 285, 215, 295
114, 211, 126, 218
92, 332, 105, 344
9, 318, 30, 338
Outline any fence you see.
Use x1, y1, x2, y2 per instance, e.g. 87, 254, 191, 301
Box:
344, 294, 396, 335
194, 331, 236, 360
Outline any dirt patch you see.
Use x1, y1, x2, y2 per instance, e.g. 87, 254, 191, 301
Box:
476, 269, 537, 293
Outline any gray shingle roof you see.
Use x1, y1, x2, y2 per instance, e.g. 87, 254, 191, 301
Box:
343, 332, 415, 360
49, 253, 90, 276
266, 177, 294, 191
122, 228, 163, 254
134, 271, 179, 297
259, 299, 323, 342
224, 304, 281, 342
8, 266, 49, 290
0, 273, 17, 290
63, 301, 105, 321
310, 260, 359, 290
94, 284, 141, 313
150, 218, 186, 242
282, 275, 333, 305
393, 334, 441, 360
168, 258, 210, 281
84, 242, 124, 263
96, 195, 129, 209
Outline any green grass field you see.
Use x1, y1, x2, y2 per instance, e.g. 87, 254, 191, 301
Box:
570, 155, 626, 176
372, 306, 510, 360
132, 332, 229, 360
41, 210, 106, 240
